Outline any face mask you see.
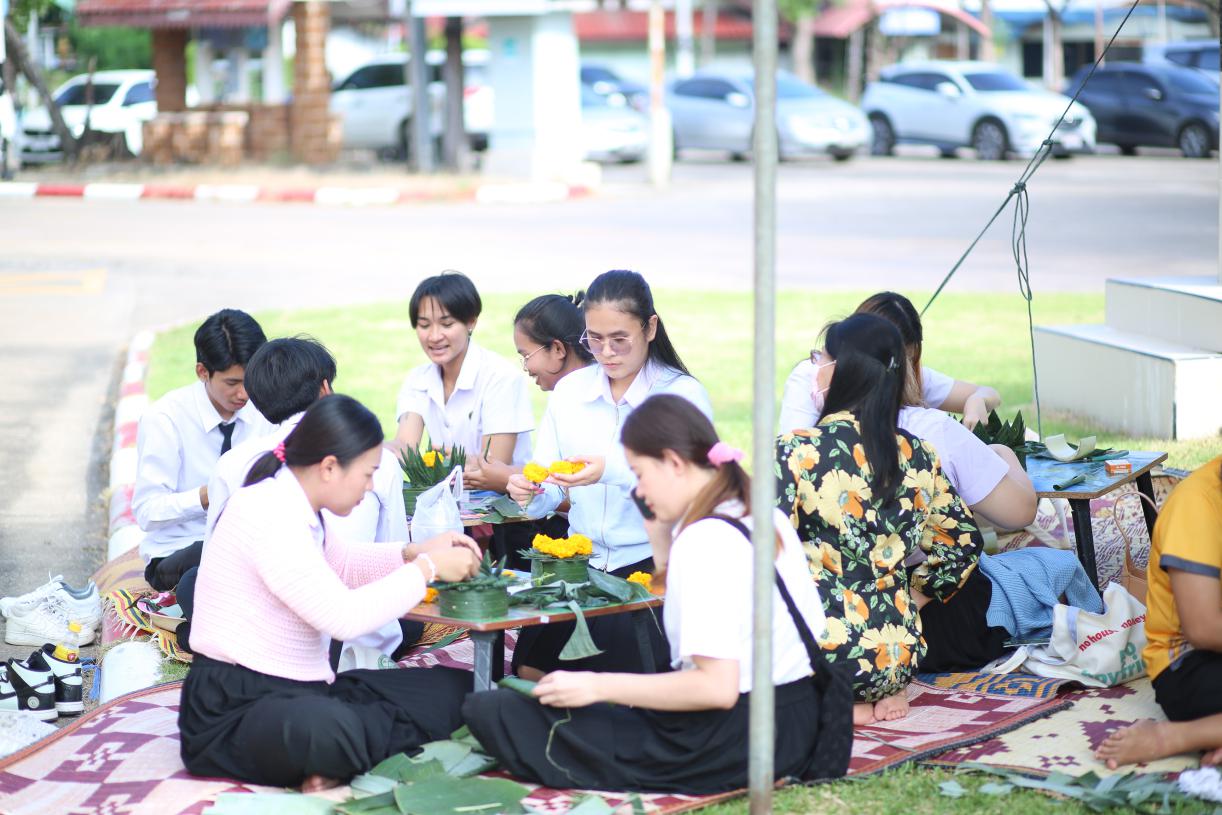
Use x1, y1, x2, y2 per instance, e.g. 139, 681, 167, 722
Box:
810, 359, 835, 417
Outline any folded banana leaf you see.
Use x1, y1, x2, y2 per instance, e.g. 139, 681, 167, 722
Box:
392, 776, 530, 815
497, 676, 539, 698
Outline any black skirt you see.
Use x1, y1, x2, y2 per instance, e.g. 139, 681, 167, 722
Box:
917, 567, 1010, 673
511, 556, 669, 676
462, 678, 822, 794
179, 655, 471, 787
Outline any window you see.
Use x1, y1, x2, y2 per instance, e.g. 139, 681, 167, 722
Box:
962, 71, 1029, 92
1165, 69, 1219, 96
581, 66, 619, 85
1198, 49, 1220, 72
123, 82, 155, 106
888, 72, 947, 92
673, 78, 737, 100
1070, 69, 1121, 96
1119, 71, 1163, 98
55, 83, 120, 106
337, 63, 405, 91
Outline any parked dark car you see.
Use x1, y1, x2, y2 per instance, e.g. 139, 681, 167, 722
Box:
1066, 62, 1219, 157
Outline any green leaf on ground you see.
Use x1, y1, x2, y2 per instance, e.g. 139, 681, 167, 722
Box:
369, 753, 446, 784
204, 794, 336, 814
449, 750, 499, 778
392, 776, 529, 815
978, 782, 1014, 796
349, 773, 399, 798
940, 780, 967, 798
334, 790, 399, 815
413, 740, 473, 773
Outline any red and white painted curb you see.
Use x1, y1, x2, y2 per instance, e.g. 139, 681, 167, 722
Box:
105, 332, 153, 581
0, 181, 592, 206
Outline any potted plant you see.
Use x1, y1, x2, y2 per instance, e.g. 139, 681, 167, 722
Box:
399, 445, 466, 516
431, 552, 515, 620
519, 533, 593, 585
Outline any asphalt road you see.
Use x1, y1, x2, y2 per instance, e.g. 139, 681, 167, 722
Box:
0, 153, 1215, 670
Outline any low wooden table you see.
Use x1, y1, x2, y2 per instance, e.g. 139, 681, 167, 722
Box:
403, 597, 664, 692
1025, 450, 1167, 587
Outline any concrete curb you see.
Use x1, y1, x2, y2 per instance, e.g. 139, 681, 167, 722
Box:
105, 331, 153, 600
0, 181, 593, 207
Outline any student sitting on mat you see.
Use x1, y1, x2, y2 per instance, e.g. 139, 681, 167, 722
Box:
777, 313, 981, 725
1096, 455, 1222, 769
464, 394, 845, 793
135, 309, 271, 593
780, 291, 1002, 434
393, 271, 534, 487
180, 394, 480, 791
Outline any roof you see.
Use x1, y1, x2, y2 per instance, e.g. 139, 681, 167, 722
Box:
814, 0, 991, 39
76, 0, 291, 29
574, 9, 757, 42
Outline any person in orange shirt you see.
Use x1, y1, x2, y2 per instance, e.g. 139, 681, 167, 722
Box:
1096, 456, 1222, 768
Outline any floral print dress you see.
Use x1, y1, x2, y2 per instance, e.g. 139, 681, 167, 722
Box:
776, 411, 982, 702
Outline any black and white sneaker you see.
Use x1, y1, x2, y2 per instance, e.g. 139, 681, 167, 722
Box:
25, 645, 83, 715
0, 659, 57, 722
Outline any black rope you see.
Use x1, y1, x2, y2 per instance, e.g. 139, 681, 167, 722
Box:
921, 0, 1144, 437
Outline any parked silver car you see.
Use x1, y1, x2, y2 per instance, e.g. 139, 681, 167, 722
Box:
668, 71, 870, 162
581, 86, 647, 163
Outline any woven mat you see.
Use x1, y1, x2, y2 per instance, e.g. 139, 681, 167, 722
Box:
925, 677, 1200, 777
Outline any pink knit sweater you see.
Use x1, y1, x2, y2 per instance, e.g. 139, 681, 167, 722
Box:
190, 467, 425, 682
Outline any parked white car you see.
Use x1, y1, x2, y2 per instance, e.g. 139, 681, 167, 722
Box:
581, 86, 647, 163
0, 75, 19, 177
330, 50, 492, 156
862, 61, 1096, 160
21, 69, 157, 163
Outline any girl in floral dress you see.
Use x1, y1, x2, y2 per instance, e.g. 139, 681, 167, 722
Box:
776, 314, 982, 725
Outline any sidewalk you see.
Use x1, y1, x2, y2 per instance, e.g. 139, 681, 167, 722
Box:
1, 162, 596, 206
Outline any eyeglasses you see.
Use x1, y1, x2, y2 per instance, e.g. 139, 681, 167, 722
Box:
519, 345, 548, 371
580, 331, 635, 357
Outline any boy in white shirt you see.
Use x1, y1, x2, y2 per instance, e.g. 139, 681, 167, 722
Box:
134, 309, 270, 592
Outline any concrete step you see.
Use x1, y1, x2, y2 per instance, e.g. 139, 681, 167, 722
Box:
1106, 276, 1222, 353
1033, 324, 1222, 440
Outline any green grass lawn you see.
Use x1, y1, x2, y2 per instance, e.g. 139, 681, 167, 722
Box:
145, 291, 1221, 813
147, 290, 1221, 470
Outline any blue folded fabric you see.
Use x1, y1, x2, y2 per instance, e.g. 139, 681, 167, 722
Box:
978, 548, 1105, 639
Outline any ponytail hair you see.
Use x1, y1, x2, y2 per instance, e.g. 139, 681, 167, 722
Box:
243, 394, 384, 486
514, 292, 594, 364
820, 313, 907, 498
585, 270, 690, 376
621, 395, 776, 589
855, 291, 924, 405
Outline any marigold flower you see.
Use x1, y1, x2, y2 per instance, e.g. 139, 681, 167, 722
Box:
568, 534, 593, 555
626, 571, 652, 589
423, 587, 438, 604
422, 450, 439, 468
549, 460, 586, 475
523, 462, 551, 484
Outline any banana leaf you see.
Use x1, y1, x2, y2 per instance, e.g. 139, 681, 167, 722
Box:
349, 774, 399, 798
585, 567, 651, 604
204, 794, 336, 815
392, 776, 529, 815
369, 753, 446, 784
558, 600, 604, 661
334, 792, 399, 815
449, 751, 499, 778
497, 676, 539, 698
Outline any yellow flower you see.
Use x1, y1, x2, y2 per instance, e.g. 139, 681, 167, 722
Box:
869, 533, 905, 571
795, 479, 819, 515
812, 470, 872, 528
842, 589, 870, 627
818, 541, 844, 577
523, 462, 550, 484
423, 587, 438, 604
787, 444, 820, 479
568, 534, 593, 556
532, 533, 590, 559
422, 450, 439, 467
818, 616, 850, 650
859, 623, 918, 671
894, 589, 910, 617
549, 460, 586, 475
626, 571, 652, 590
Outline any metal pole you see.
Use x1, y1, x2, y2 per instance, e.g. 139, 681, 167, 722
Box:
1093, 0, 1105, 65
748, 0, 778, 812
406, 0, 434, 173
676, 0, 696, 77
647, 0, 673, 188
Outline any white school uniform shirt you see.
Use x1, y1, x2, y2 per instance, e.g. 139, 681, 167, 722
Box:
134, 381, 272, 562
665, 504, 827, 693
205, 412, 410, 656
395, 340, 535, 466
523, 359, 714, 572
778, 360, 956, 433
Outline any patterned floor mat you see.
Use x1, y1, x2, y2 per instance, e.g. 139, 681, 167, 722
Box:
925, 677, 1201, 777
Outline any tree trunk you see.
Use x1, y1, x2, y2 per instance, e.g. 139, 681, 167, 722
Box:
979, 0, 996, 61
793, 12, 817, 85
700, 0, 717, 66
1045, 8, 1064, 90
3, 17, 77, 158
441, 16, 466, 171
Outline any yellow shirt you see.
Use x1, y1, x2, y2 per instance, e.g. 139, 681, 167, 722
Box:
1143, 456, 1222, 680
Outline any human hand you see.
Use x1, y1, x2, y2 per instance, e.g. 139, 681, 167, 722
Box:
546, 456, 605, 488
414, 531, 482, 562
199, 485, 209, 510
961, 394, 989, 431
507, 473, 541, 507
533, 671, 603, 708
427, 544, 481, 582
464, 454, 512, 493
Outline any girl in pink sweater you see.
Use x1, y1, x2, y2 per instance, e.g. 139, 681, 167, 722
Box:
179, 394, 480, 791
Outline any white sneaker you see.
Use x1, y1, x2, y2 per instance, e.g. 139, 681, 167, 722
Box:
3, 596, 93, 648
0, 577, 100, 638
0, 661, 57, 722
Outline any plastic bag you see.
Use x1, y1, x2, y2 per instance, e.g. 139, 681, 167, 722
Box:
410, 466, 464, 544
1021, 582, 1147, 687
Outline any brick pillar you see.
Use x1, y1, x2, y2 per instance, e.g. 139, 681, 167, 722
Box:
151, 29, 189, 113
290, 1, 338, 164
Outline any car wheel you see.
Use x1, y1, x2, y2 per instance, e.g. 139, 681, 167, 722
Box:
672, 129, 680, 161
830, 149, 854, 162
397, 120, 413, 162
1178, 122, 1211, 158
939, 147, 958, 159
869, 115, 895, 156
971, 119, 1008, 161
1118, 143, 1138, 156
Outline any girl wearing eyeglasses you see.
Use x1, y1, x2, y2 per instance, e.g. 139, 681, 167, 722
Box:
507, 270, 713, 678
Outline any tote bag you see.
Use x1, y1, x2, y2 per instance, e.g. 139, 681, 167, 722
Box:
1021, 582, 1147, 688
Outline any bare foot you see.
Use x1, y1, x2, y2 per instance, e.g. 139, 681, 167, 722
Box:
1095, 720, 1174, 769
853, 702, 877, 726
301, 775, 340, 793
873, 692, 910, 722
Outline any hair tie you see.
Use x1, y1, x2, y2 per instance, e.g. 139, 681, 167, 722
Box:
708, 441, 744, 467
886, 356, 900, 373
273, 441, 287, 463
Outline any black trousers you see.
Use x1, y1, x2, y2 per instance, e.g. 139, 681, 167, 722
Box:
1152, 649, 1222, 722
145, 540, 203, 592
179, 655, 472, 787
917, 567, 1010, 673
510, 556, 668, 676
